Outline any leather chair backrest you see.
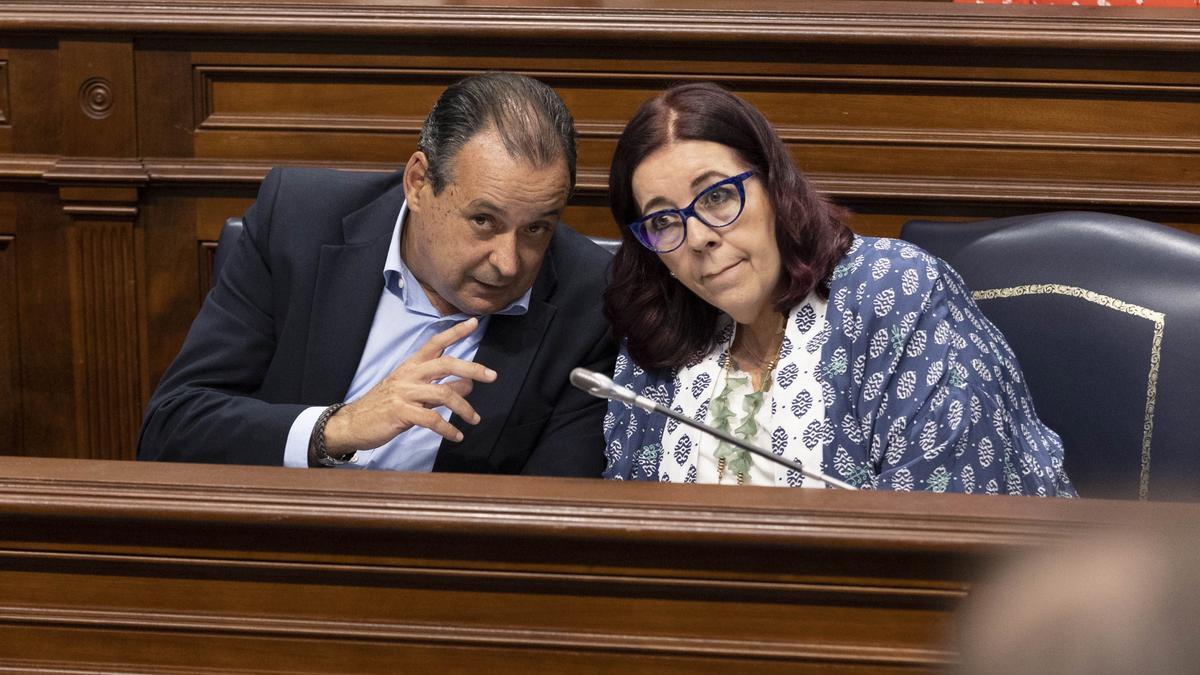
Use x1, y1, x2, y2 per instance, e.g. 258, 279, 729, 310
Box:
589, 236, 620, 255
211, 216, 244, 287
901, 211, 1200, 501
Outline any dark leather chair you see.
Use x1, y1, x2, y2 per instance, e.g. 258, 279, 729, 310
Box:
901, 212, 1200, 501
590, 237, 620, 255
211, 216, 244, 287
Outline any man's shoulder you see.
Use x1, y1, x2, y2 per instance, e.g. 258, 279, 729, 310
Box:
523, 224, 611, 319
547, 225, 612, 285
252, 167, 405, 243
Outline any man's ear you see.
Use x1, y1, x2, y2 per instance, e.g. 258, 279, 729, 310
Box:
403, 151, 430, 212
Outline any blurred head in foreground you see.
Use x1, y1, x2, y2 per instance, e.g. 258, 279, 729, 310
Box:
957, 526, 1200, 675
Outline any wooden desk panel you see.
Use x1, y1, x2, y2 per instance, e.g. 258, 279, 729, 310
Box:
3, 457, 1195, 671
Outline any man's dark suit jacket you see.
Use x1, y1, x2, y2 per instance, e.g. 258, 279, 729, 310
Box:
138, 167, 616, 476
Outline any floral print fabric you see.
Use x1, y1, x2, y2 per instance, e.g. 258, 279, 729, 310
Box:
658, 296, 828, 486
602, 236, 1076, 497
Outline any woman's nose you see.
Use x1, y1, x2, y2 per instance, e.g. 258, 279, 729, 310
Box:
684, 215, 720, 250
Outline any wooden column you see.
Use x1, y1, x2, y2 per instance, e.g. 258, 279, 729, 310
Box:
49, 38, 145, 460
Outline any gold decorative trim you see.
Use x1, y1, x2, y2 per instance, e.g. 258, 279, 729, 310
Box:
973, 284, 1163, 500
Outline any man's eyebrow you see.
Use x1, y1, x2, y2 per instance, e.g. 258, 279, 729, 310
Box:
529, 205, 563, 222
466, 198, 506, 216
640, 170, 731, 214
466, 198, 561, 223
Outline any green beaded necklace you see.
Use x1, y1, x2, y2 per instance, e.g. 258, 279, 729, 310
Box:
709, 318, 786, 485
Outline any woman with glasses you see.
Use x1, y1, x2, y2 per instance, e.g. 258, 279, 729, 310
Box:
601, 82, 1074, 495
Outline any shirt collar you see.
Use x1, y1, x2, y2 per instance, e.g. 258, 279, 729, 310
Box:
384, 201, 531, 318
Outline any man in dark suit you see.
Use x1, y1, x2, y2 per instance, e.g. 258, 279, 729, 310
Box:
138, 73, 615, 476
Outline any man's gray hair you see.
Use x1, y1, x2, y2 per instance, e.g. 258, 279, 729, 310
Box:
417, 72, 577, 194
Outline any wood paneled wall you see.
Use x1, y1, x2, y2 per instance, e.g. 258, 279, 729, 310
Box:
1, 0, 1197, 461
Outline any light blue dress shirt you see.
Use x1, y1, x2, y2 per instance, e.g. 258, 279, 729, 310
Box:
283, 201, 530, 470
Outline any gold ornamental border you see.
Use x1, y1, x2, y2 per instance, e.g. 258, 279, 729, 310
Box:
973, 284, 1164, 501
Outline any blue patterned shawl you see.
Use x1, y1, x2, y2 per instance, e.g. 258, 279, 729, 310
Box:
602, 236, 1076, 496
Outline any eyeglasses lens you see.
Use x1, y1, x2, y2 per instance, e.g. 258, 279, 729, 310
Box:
695, 184, 742, 228
644, 214, 684, 251
634, 175, 748, 253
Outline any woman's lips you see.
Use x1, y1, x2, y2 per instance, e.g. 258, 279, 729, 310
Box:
703, 259, 742, 281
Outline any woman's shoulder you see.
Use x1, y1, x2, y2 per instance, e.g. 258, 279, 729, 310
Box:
830, 236, 940, 286
612, 346, 677, 400
827, 235, 969, 314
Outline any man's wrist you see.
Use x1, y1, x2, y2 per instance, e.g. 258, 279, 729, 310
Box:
308, 403, 357, 467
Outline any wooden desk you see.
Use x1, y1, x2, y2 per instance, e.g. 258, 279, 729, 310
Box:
1, 457, 1195, 672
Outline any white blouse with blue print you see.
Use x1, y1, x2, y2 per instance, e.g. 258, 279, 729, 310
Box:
602, 236, 1076, 496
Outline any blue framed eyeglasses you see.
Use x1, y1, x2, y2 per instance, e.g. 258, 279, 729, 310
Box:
628, 170, 756, 253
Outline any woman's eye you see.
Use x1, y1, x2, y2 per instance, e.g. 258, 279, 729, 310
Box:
702, 187, 732, 206
649, 215, 675, 232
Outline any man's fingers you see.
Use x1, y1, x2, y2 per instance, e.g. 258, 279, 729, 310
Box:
410, 383, 480, 425
417, 316, 479, 358
417, 355, 497, 385
446, 378, 473, 398
407, 405, 465, 443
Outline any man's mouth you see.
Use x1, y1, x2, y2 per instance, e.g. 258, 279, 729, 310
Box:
472, 277, 510, 291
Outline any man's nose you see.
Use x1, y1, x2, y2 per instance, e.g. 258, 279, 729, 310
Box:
489, 231, 521, 278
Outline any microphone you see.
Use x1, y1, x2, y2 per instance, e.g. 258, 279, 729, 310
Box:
571, 367, 856, 490
569, 368, 657, 409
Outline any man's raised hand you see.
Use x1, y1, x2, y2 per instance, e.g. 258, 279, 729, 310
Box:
322, 317, 496, 454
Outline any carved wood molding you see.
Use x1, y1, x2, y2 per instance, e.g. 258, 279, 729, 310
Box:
787, 128, 1200, 155
0, 154, 59, 180
0, 604, 953, 668
818, 174, 1200, 208
3, 156, 1196, 210
0, 457, 1181, 552
192, 65, 1200, 155
118, 160, 1200, 210
4, 458, 1197, 670
64, 222, 143, 461
43, 157, 149, 185
45, 171, 146, 461
0, 1, 1197, 51
197, 118, 1200, 156
141, 156, 385, 183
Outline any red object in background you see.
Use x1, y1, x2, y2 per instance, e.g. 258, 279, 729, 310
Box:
957, 0, 1198, 5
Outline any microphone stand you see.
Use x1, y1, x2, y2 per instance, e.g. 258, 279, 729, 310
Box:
572, 369, 857, 491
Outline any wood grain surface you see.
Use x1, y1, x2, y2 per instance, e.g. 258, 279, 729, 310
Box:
3, 457, 1196, 671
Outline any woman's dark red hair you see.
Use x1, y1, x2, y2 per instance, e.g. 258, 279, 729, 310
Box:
605, 82, 853, 370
